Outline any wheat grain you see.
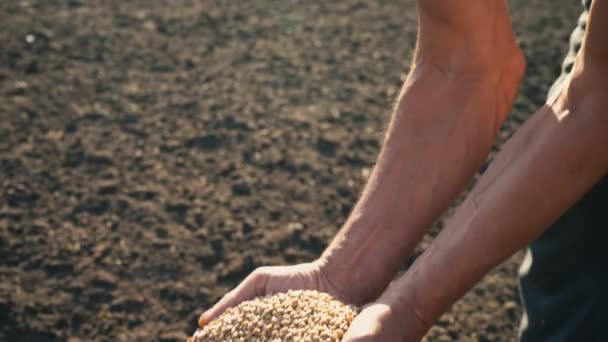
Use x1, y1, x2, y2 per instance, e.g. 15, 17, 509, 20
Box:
190, 290, 358, 342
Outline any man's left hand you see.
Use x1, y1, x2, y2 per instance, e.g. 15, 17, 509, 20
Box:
342, 293, 429, 342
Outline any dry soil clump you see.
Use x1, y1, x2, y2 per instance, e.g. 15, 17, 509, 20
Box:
190, 290, 358, 342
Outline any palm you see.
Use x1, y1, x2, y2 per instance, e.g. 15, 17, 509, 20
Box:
200, 262, 347, 326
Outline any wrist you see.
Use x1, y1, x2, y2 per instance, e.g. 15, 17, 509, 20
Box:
316, 216, 405, 305
316, 241, 378, 305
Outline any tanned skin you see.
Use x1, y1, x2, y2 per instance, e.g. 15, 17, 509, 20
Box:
201, 1, 608, 340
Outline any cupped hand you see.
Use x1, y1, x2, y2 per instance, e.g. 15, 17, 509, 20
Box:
198, 261, 347, 327
341, 285, 431, 342
341, 302, 403, 342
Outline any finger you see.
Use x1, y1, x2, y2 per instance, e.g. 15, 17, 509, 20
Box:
198, 270, 266, 327
341, 328, 372, 342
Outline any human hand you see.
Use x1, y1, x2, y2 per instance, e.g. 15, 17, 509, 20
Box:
341, 287, 429, 342
198, 261, 353, 327
341, 303, 404, 342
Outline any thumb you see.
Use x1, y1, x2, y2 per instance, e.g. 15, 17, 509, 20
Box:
340, 304, 385, 341
199, 269, 267, 327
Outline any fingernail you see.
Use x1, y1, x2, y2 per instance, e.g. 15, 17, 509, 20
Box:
198, 312, 209, 328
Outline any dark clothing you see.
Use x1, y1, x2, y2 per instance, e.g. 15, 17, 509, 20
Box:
518, 0, 608, 340
518, 179, 608, 341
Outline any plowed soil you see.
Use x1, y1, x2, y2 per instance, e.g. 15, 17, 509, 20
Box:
0, 0, 581, 341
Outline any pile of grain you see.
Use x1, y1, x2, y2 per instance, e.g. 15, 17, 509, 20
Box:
190, 290, 358, 342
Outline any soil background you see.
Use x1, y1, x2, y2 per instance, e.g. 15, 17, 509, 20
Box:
0, 0, 583, 341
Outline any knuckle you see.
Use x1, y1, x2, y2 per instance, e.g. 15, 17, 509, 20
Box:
251, 266, 269, 279
255, 266, 270, 274
249, 268, 269, 290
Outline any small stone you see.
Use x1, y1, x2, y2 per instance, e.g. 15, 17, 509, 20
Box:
7, 81, 28, 96
231, 182, 251, 196
159, 331, 188, 342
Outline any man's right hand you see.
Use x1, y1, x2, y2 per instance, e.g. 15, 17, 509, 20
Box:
198, 261, 351, 328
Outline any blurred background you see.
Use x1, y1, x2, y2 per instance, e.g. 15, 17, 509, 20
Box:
1, 0, 582, 341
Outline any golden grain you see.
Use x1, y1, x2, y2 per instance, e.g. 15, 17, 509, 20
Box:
191, 290, 358, 342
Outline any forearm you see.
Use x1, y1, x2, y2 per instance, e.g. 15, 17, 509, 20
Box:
389, 1, 608, 326
416, 0, 521, 70
319, 68, 517, 302
395, 85, 608, 329
318, 0, 525, 302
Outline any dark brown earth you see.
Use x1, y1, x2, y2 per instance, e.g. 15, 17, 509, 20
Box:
0, 0, 582, 341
